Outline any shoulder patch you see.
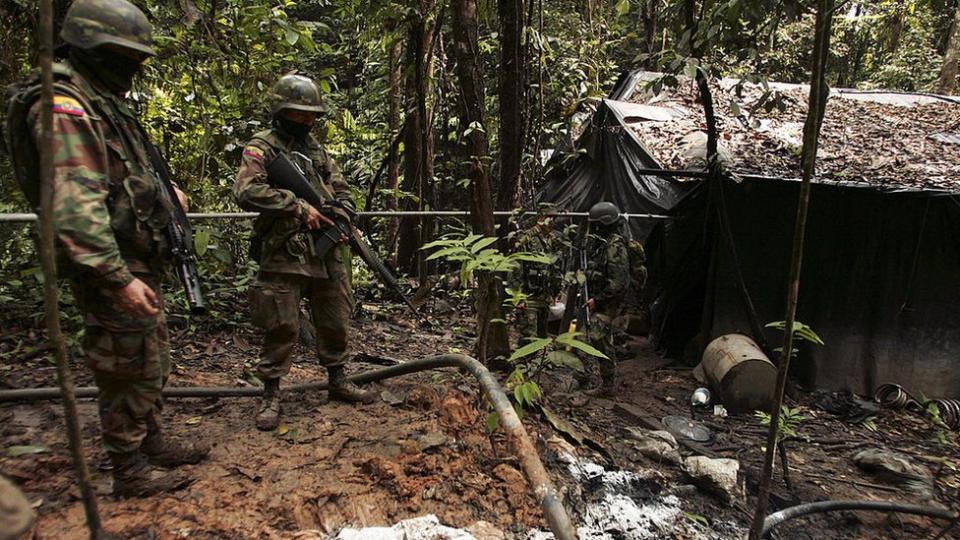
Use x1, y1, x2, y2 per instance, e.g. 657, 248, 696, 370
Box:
243, 146, 265, 162
52, 95, 85, 117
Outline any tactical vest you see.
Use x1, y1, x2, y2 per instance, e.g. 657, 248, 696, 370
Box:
4, 62, 171, 272
248, 129, 339, 268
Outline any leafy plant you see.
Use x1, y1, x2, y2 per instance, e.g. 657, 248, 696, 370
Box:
755, 405, 807, 442
421, 234, 552, 286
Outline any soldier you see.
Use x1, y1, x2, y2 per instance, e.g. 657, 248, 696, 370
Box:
510, 213, 565, 342
234, 73, 374, 432
582, 202, 632, 396
0, 476, 34, 540
4, 0, 208, 497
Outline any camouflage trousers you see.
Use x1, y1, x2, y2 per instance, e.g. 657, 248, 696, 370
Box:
516, 297, 551, 345
74, 275, 170, 455
249, 266, 354, 380
586, 307, 622, 385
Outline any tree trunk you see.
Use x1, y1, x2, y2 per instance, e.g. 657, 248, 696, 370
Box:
937, 0, 960, 95
38, 1, 106, 537
397, 0, 436, 277
497, 0, 526, 211
452, 0, 511, 363
385, 39, 404, 266
641, 0, 660, 66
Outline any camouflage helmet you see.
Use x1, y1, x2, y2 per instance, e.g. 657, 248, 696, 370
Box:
588, 201, 621, 225
60, 0, 155, 57
269, 74, 326, 116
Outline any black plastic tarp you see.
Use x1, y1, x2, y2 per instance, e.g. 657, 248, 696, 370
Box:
648, 177, 960, 399
537, 73, 692, 240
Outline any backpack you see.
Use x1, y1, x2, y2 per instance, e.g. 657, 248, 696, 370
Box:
627, 239, 647, 294
3, 65, 92, 208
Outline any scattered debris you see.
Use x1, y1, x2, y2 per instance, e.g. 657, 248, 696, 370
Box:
853, 448, 936, 500
625, 427, 682, 465
683, 456, 742, 504
691, 388, 711, 408
334, 514, 478, 540
662, 415, 712, 443
815, 390, 879, 424
527, 453, 740, 539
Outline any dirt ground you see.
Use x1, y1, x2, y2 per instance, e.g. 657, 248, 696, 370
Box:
1, 297, 959, 539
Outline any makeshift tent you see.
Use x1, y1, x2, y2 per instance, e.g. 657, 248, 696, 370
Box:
539, 70, 960, 399
537, 72, 692, 240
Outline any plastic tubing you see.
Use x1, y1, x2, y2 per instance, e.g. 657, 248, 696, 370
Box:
0, 354, 579, 540
762, 500, 958, 538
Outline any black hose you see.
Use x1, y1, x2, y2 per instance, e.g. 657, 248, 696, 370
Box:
762, 500, 958, 538
0, 354, 579, 540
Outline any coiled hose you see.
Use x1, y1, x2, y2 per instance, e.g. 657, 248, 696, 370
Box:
875, 383, 960, 430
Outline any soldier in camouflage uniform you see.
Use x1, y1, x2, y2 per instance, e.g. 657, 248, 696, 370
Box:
510, 214, 565, 342
4, 0, 208, 497
234, 74, 374, 432
582, 202, 632, 396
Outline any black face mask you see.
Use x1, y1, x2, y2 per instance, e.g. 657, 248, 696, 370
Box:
70, 47, 143, 94
274, 116, 312, 141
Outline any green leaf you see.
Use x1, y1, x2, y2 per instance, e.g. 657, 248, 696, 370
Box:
284, 27, 300, 46
485, 412, 499, 433
508, 337, 552, 362
547, 350, 584, 371
425, 246, 466, 261
565, 338, 608, 359
470, 236, 499, 254
615, 0, 630, 16
7, 445, 49, 457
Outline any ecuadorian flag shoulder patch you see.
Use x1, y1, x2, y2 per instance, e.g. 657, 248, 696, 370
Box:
243, 146, 265, 163
52, 95, 86, 117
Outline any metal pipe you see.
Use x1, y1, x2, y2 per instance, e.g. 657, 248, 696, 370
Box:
762, 500, 958, 538
0, 354, 579, 540
0, 210, 670, 223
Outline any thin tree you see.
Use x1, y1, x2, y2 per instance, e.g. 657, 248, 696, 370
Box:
452, 0, 511, 362
36, 0, 107, 537
385, 37, 404, 265
748, 1, 834, 538
497, 0, 525, 210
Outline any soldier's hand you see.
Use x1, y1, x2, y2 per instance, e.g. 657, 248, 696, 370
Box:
586, 298, 596, 311
305, 206, 334, 230
173, 187, 189, 211
116, 278, 160, 318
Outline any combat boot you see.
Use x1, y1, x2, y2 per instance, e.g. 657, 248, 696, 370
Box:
110, 451, 192, 498
142, 425, 210, 467
327, 365, 375, 404
256, 378, 281, 431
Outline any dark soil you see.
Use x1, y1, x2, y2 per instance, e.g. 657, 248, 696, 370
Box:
2, 296, 958, 539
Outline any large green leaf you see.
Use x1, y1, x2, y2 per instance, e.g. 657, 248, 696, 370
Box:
547, 350, 584, 371
565, 338, 608, 359
508, 337, 551, 362
470, 236, 499, 254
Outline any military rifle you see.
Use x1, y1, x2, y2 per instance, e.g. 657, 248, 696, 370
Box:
265, 151, 423, 322
144, 141, 206, 315
560, 221, 591, 336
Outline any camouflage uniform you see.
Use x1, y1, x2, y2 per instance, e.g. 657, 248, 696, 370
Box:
511, 224, 565, 341
584, 228, 631, 390
18, 63, 174, 455
234, 130, 355, 379
5, 0, 204, 497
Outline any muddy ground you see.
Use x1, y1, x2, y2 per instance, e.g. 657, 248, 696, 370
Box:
1, 296, 959, 539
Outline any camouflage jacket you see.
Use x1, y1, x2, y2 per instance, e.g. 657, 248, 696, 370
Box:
233, 128, 352, 278
9, 61, 173, 289
510, 226, 566, 298
585, 231, 630, 313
